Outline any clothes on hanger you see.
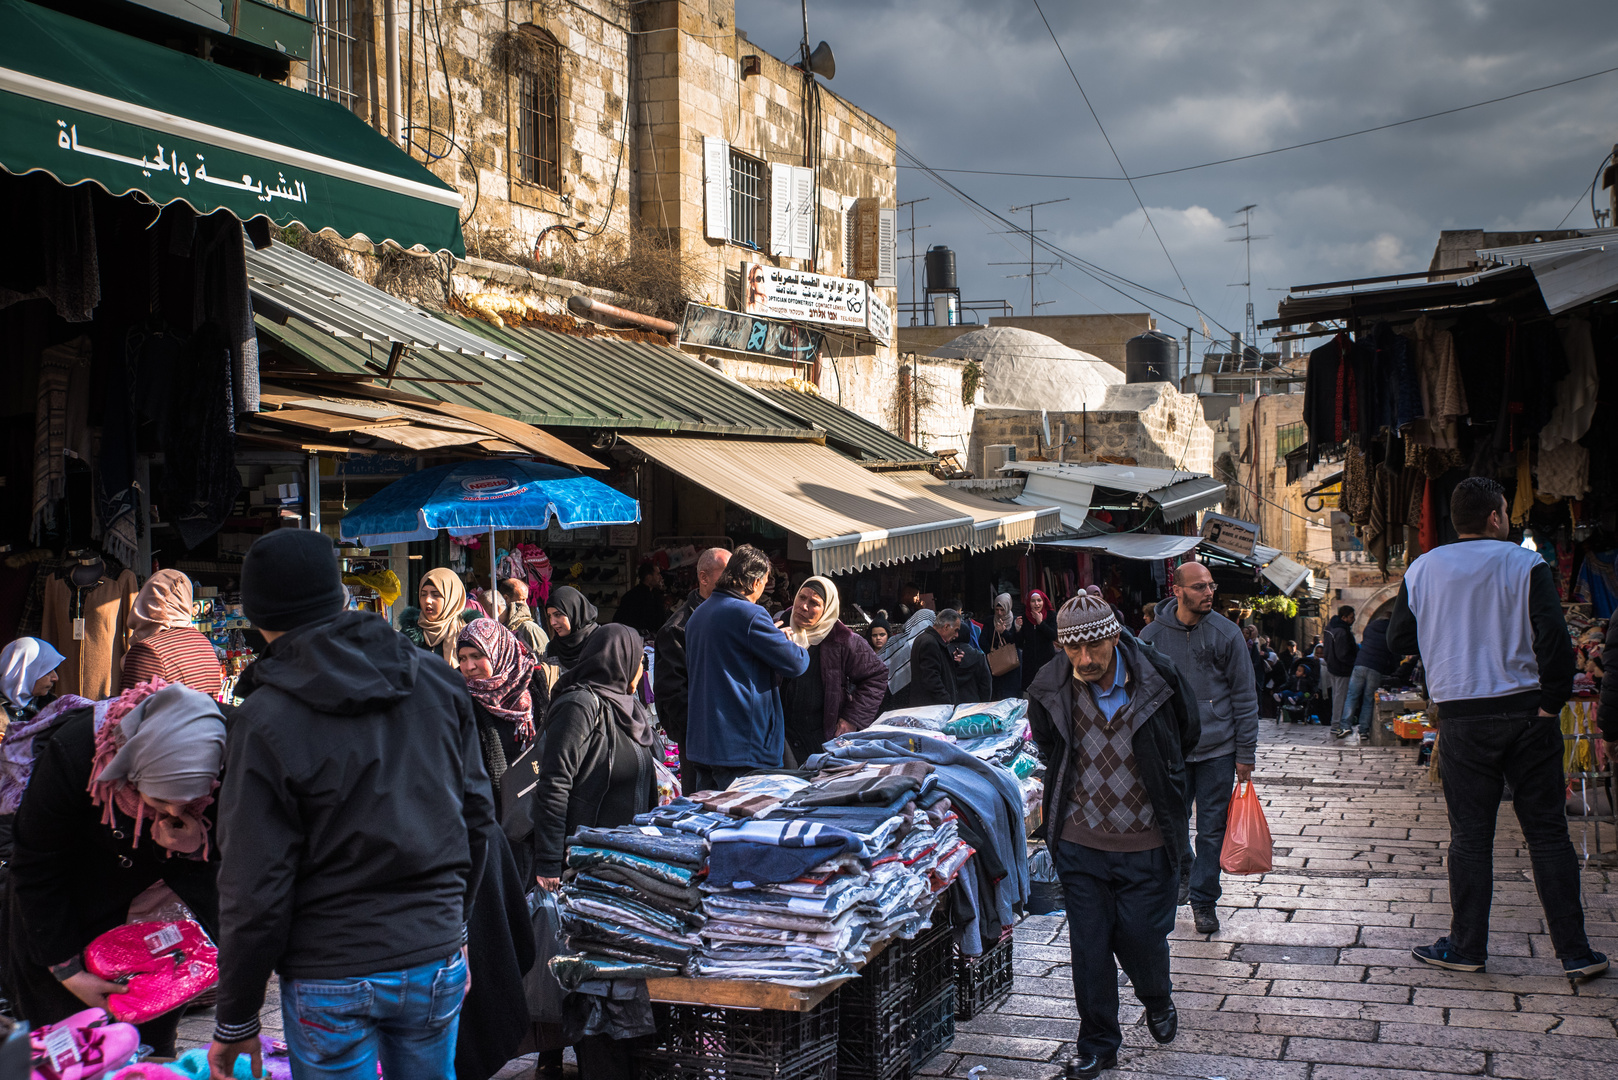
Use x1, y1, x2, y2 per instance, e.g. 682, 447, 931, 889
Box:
40, 561, 138, 699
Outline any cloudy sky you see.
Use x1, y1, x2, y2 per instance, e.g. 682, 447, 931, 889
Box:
735, 0, 1618, 352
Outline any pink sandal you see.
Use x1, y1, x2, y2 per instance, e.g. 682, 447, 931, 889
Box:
29, 1010, 140, 1080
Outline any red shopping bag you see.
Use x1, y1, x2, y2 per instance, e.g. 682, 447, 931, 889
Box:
1219, 780, 1273, 875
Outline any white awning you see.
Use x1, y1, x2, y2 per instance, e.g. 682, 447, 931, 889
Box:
1040, 534, 1204, 561
1262, 555, 1313, 597
1002, 460, 1224, 526
886, 472, 1063, 550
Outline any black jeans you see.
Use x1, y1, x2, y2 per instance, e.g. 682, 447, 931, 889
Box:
1438, 710, 1590, 962
1052, 841, 1176, 1058
1185, 753, 1236, 907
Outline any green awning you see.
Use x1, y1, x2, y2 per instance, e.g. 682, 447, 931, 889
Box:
0, 0, 464, 255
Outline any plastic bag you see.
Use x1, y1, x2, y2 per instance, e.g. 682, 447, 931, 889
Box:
525, 891, 567, 1025
1218, 781, 1273, 875
943, 698, 1026, 738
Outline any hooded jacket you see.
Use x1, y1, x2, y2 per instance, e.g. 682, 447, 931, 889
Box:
212, 610, 496, 1043
1138, 597, 1259, 765
908, 625, 958, 707
1025, 632, 1199, 863
1322, 615, 1359, 677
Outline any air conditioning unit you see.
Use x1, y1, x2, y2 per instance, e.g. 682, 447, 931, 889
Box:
983, 444, 1017, 477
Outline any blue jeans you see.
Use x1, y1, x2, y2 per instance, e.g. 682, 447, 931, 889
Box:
1337, 665, 1379, 734
281, 952, 467, 1080
1185, 753, 1235, 907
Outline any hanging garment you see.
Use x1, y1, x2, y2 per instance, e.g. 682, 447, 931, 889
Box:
159, 322, 242, 549
1540, 318, 1599, 451
0, 175, 99, 323
1364, 463, 1423, 574
40, 568, 138, 698
1511, 444, 1536, 526
1303, 333, 1347, 463
191, 214, 259, 416
1380, 323, 1422, 433
1537, 440, 1590, 499
1574, 551, 1618, 619
31, 347, 72, 544
1419, 479, 1439, 557
1343, 441, 1372, 525
1407, 315, 1468, 449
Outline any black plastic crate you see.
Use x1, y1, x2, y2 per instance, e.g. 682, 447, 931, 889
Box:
953, 934, 1013, 1020
839, 937, 913, 1014
910, 918, 954, 1002
836, 991, 910, 1080
908, 983, 956, 1073
635, 995, 840, 1080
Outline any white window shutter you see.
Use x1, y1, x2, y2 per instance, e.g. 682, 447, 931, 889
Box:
791, 166, 815, 259
770, 163, 794, 257
703, 137, 730, 241
876, 207, 897, 287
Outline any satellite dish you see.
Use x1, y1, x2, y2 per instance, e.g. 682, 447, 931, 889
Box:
807, 40, 836, 80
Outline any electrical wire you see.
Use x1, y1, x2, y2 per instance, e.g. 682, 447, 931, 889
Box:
1031, 0, 1204, 322
1555, 150, 1616, 229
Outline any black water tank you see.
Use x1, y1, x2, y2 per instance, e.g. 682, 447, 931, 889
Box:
925, 246, 957, 292
1126, 330, 1179, 384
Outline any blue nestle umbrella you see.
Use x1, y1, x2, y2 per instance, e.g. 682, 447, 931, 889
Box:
338, 460, 639, 553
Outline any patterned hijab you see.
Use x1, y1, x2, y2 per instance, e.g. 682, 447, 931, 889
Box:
418, 567, 467, 665
129, 569, 195, 644
457, 617, 535, 743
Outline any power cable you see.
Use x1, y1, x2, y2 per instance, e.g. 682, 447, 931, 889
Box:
1555, 150, 1615, 229
1031, 0, 1203, 322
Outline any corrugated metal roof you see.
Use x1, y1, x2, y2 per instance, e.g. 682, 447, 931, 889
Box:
753, 385, 936, 467
256, 313, 819, 438
1477, 229, 1618, 262
1476, 231, 1618, 314
247, 242, 525, 361
620, 434, 975, 576
1002, 461, 1207, 494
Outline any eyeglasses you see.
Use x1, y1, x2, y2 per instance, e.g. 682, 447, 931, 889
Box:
1179, 582, 1218, 594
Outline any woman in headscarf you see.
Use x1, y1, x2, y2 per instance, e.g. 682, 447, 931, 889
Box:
985, 593, 1022, 700
1015, 588, 1057, 692
1, 639, 86, 851
1, 637, 65, 729
866, 615, 893, 652
120, 570, 223, 697
528, 624, 657, 893
404, 567, 475, 665
543, 585, 599, 672
457, 618, 546, 801
3, 679, 226, 1058
775, 577, 889, 767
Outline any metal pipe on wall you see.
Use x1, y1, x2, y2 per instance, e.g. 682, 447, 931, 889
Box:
384, 0, 403, 145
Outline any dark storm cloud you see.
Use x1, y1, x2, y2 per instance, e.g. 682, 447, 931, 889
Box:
735, 0, 1618, 345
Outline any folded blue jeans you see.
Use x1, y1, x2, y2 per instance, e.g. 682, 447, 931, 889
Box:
281, 952, 467, 1080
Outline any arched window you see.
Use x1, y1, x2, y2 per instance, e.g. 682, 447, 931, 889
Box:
515, 27, 561, 191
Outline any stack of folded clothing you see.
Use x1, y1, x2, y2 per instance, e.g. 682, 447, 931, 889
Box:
555, 826, 710, 977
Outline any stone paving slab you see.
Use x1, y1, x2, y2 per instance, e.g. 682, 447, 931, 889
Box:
935, 720, 1617, 1078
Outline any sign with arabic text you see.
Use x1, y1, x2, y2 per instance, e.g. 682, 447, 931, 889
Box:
743, 263, 871, 333
678, 303, 824, 366
1200, 512, 1258, 559
865, 289, 892, 343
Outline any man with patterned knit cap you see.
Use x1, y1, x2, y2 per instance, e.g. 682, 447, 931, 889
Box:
1026, 588, 1201, 1080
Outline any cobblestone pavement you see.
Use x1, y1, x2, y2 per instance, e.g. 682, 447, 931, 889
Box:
923, 720, 1618, 1080
175, 720, 1617, 1078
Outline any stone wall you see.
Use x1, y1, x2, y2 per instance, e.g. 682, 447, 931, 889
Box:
969, 382, 1214, 479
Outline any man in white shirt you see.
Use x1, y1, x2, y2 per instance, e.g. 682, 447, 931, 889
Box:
1387, 476, 1604, 982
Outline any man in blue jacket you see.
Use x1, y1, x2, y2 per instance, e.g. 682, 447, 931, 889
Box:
683, 545, 809, 792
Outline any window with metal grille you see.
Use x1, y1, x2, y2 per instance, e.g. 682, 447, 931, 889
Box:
308, 0, 357, 111
1275, 421, 1307, 462
516, 29, 562, 191
729, 151, 765, 248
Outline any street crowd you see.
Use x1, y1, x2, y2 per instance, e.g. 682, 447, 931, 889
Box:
0, 476, 1612, 1080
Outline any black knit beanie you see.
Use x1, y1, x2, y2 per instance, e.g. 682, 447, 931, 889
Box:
241, 529, 346, 631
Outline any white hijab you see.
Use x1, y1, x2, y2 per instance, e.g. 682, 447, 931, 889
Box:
0, 637, 66, 709
786, 576, 842, 648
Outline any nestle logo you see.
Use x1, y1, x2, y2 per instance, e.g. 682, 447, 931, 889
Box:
463, 477, 509, 492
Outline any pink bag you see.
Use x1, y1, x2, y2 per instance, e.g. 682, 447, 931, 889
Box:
29, 1008, 140, 1080
84, 920, 218, 1024
1218, 781, 1274, 875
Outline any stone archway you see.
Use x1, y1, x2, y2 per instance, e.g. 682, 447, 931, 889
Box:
1355, 582, 1402, 633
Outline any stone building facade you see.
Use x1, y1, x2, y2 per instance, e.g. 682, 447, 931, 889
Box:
282, 0, 901, 424
970, 383, 1215, 478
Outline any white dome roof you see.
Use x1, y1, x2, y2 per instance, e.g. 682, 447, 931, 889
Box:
930, 327, 1124, 411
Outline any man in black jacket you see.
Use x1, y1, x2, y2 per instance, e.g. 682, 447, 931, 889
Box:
209, 530, 497, 1079
1321, 606, 1358, 725
1388, 477, 1604, 982
908, 610, 960, 707
1026, 591, 1201, 1079
652, 547, 730, 746
952, 637, 993, 703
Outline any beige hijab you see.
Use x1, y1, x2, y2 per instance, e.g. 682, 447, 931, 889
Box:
786, 576, 841, 648
130, 570, 195, 644
994, 593, 1014, 634
418, 567, 467, 665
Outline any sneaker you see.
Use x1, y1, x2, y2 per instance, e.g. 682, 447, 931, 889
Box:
1563, 951, 1609, 981
1331, 728, 1349, 739
1348, 732, 1362, 746
1192, 905, 1219, 934
1412, 937, 1485, 973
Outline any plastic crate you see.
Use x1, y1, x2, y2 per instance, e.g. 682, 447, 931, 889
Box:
840, 938, 913, 1013
908, 983, 956, 1073
635, 995, 840, 1080
837, 991, 911, 1080
953, 934, 1013, 1020
910, 918, 955, 1002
